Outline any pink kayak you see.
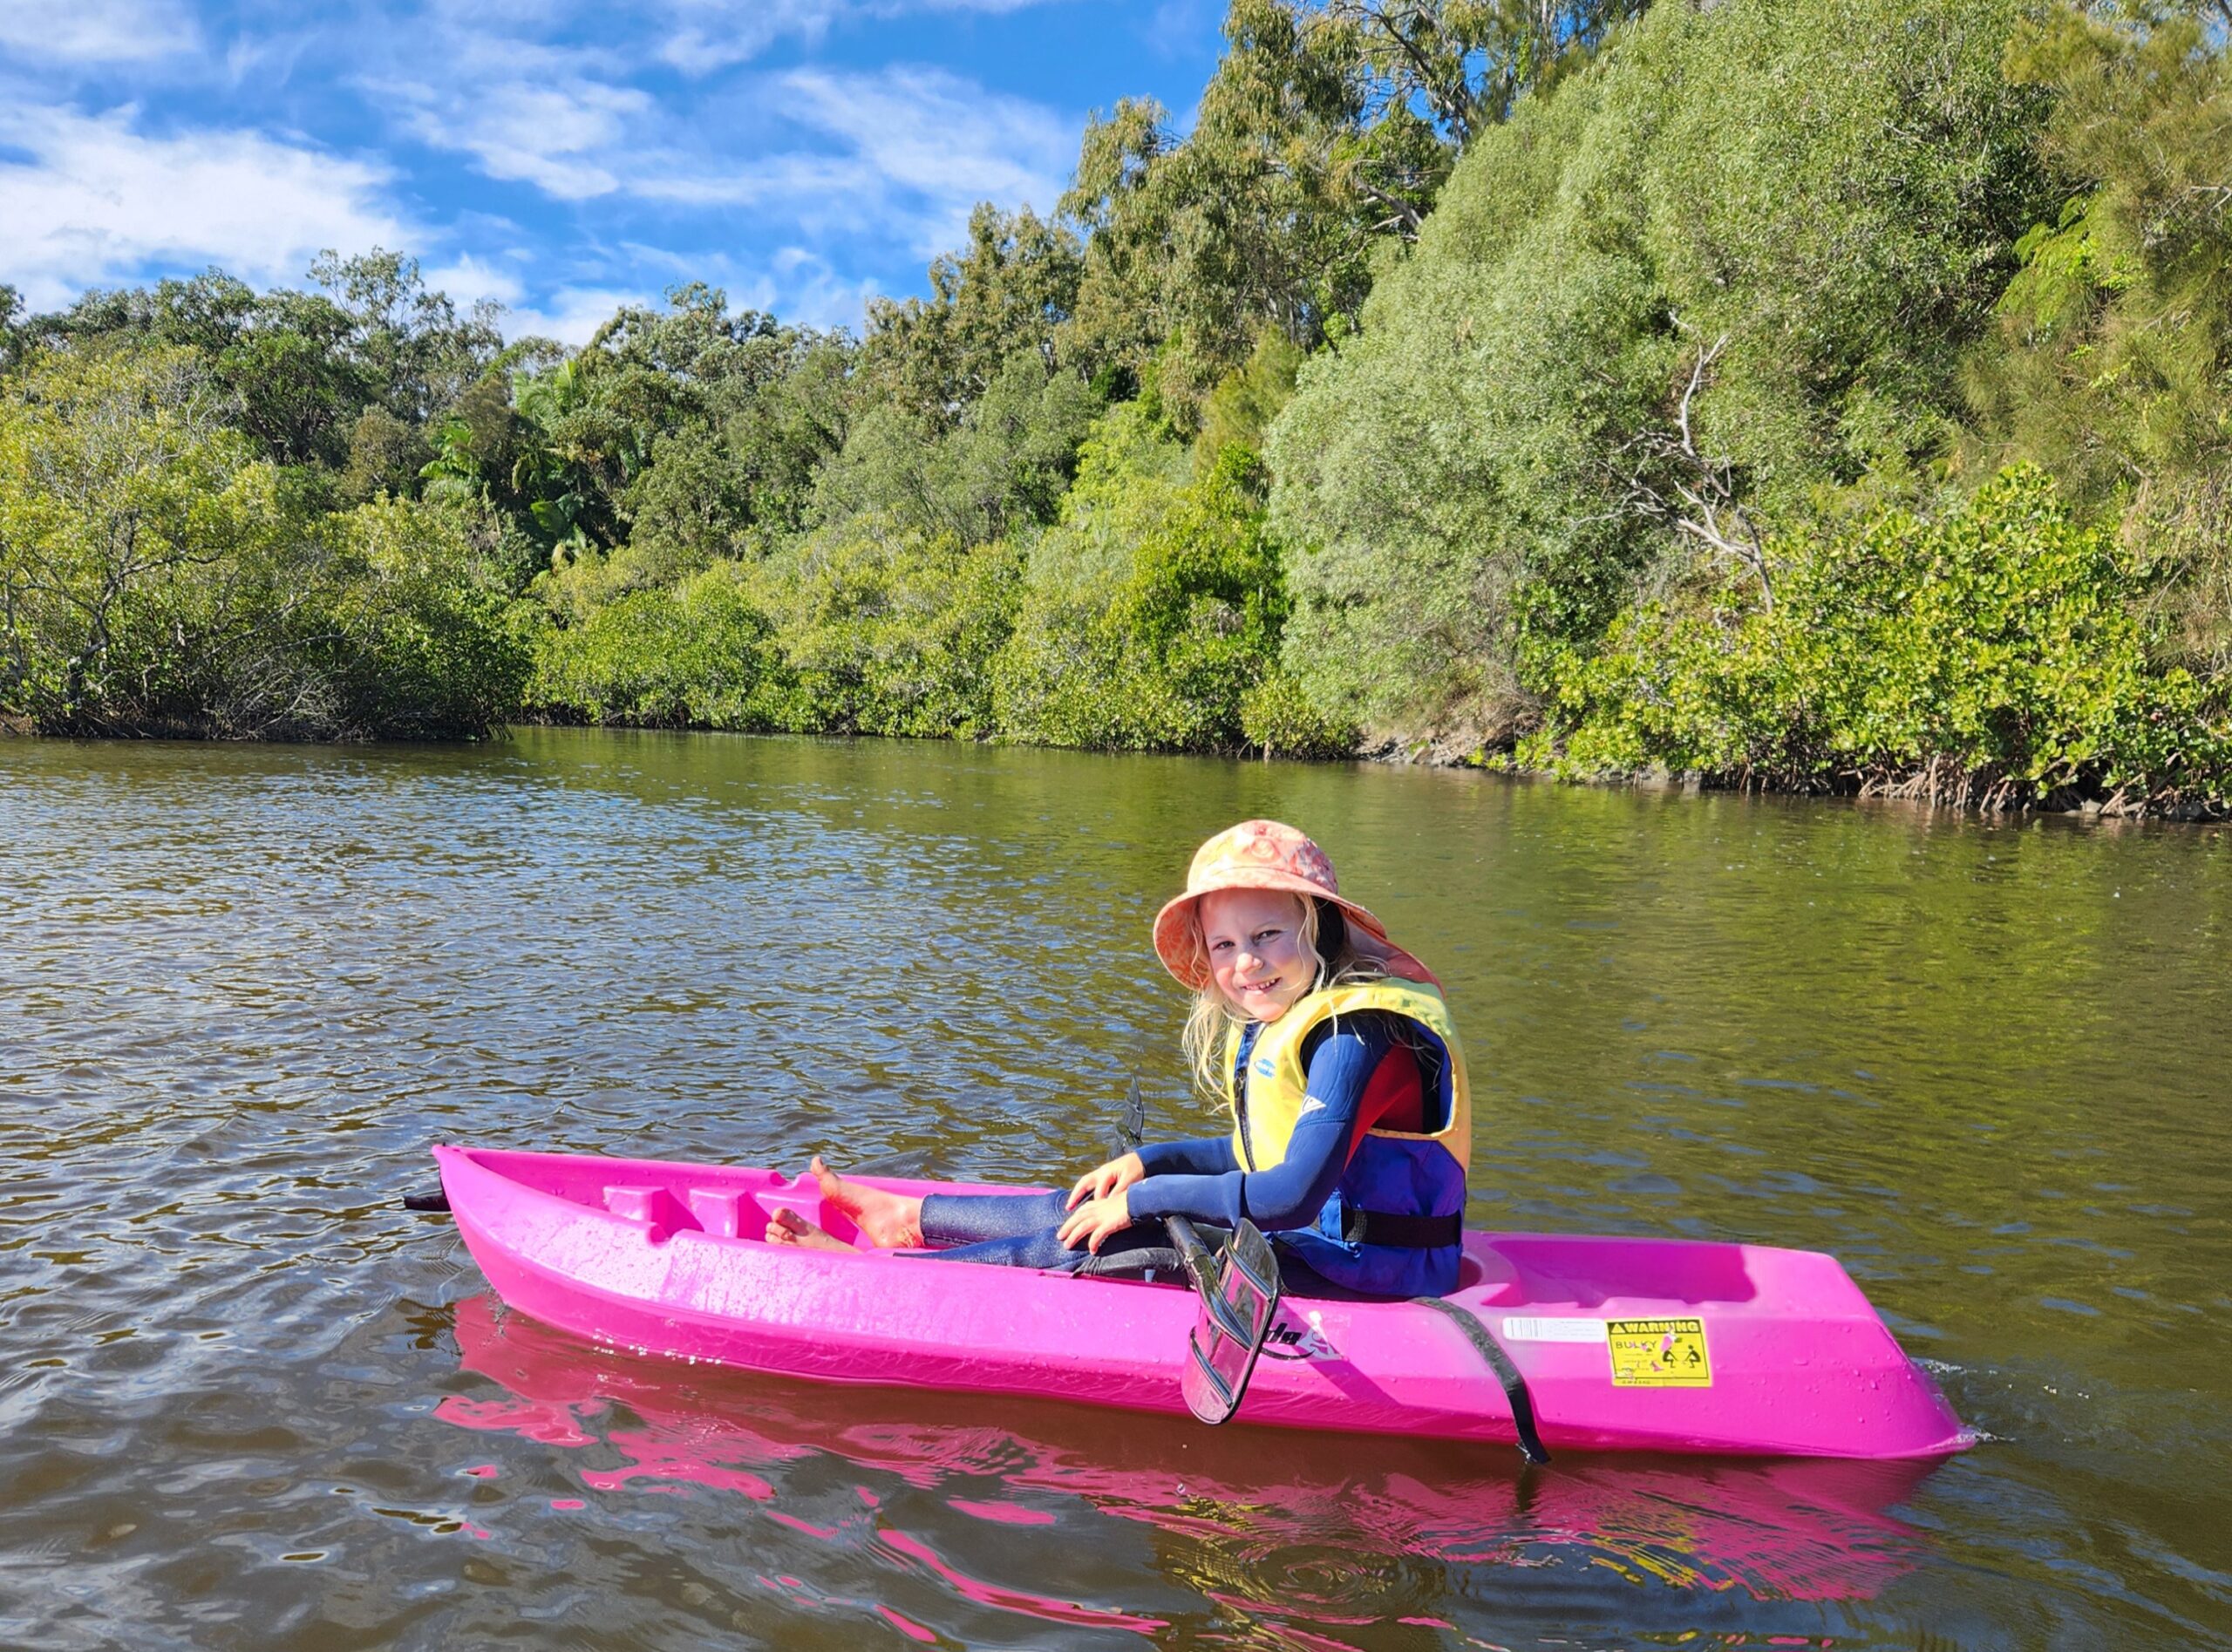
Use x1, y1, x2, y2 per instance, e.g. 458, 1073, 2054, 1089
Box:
432, 1144, 1970, 1459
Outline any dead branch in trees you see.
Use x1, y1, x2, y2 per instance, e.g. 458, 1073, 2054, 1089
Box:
1622, 330, 1774, 610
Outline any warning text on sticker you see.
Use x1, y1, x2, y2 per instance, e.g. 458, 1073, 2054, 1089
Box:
1605, 1316, 1713, 1389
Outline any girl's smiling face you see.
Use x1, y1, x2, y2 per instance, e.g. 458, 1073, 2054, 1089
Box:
1198, 888, 1317, 1023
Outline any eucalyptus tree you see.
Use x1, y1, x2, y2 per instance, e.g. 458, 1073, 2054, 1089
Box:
1059, 0, 1646, 428
859, 205, 1084, 421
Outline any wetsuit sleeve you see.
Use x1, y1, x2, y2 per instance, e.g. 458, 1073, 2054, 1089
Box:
1134, 1137, 1240, 1177
1126, 1015, 1395, 1231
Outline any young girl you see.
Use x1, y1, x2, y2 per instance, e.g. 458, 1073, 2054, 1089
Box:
767, 819, 1473, 1300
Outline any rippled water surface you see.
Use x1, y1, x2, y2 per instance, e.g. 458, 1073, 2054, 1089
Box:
3, 729, 2229, 1649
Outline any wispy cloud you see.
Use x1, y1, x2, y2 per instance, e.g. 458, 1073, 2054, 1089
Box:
506, 286, 654, 345
384, 70, 651, 200
646, 0, 1059, 76
0, 102, 414, 309
780, 65, 1073, 246
0, 0, 1191, 339
653, 0, 850, 75
0, 0, 198, 65
418, 252, 530, 311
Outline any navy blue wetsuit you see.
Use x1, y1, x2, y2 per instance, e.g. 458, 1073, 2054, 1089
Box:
916, 1012, 1438, 1299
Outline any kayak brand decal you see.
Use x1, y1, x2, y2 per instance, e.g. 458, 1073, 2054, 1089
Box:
1258, 1309, 1343, 1362
1606, 1316, 1712, 1387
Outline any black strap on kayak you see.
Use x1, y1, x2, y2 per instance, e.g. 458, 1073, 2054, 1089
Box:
1344, 1208, 1464, 1248
1411, 1296, 1552, 1466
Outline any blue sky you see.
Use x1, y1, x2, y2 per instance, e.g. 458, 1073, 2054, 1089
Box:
0, 0, 1228, 340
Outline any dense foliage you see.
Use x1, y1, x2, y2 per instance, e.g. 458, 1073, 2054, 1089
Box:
1528, 467, 2226, 809
0, 341, 526, 737
3, 0, 2226, 810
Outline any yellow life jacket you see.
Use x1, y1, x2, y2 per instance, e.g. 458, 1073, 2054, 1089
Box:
1222, 978, 1472, 1175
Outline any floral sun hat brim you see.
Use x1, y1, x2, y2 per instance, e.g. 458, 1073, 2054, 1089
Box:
1150, 819, 1439, 991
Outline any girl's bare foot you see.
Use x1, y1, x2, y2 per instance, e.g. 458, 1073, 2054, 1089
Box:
805, 1155, 924, 1248
763, 1207, 856, 1252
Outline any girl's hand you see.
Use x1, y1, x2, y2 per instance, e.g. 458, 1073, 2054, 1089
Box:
1058, 1192, 1135, 1254
1065, 1152, 1146, 1211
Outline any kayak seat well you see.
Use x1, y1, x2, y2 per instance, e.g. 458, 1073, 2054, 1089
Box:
1474, 1234, 1767, 1311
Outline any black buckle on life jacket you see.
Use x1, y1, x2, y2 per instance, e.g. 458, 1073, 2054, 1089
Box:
1343, 1207, 1463, 1248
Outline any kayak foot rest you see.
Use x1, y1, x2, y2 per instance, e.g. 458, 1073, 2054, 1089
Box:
684, 1189, 746, 1239
604, 1185, 704, 1242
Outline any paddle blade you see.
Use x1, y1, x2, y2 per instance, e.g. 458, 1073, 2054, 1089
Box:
1116, 1076, 1147, 1155
1180, 1220, 1282, 1425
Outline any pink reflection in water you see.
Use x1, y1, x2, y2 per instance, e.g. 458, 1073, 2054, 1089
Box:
880, 1526, 1165, 1633
949, 1498, 1058, 1527
439, 1292, 1938, 1612
875, 1603, 939, 1642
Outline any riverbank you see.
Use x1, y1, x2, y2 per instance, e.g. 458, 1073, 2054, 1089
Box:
17, 705, 2226, 823
10, 1, 2229, 829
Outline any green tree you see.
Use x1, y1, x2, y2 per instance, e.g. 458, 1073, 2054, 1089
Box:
40, 272, 373, 470
812, 349, 1096, 546
1061, 2, 1371, 425
992, 410, 1317, 751
860, 206, 1084, 419
307, 248, 503, 424
1528, 467, 2229, 810
314, 494, 534, 737
1194, 327, 1307, 473
1269, 0, 2056, 747
528, 562, 787, 729
1060, 0, 1644, 428
0, 347, 291, 729
1964, 0, 2232, 678
754, 523, 1023, 737
0, 284, 24, 375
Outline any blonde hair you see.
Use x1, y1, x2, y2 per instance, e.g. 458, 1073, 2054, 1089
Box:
1177, 894, 1385, 1100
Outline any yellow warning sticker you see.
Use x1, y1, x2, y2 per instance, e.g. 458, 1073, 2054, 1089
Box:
1606, 1317, 1712, 1388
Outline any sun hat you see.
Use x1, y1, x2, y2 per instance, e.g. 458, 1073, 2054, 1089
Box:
1151, 819, 1438, 991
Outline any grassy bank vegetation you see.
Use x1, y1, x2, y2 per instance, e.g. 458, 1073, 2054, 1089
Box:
3, 0, 2228, 812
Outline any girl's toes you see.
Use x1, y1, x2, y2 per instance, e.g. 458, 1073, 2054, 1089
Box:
765, 1208, 808, 1244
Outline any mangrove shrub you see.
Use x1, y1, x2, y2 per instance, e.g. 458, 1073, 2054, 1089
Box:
1528, 467, 2227, 808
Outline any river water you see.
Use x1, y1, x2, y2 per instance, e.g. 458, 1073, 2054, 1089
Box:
3, 728, 2227, 1649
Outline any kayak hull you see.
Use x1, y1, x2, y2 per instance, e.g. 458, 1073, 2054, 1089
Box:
433, 1144, 1970, 1459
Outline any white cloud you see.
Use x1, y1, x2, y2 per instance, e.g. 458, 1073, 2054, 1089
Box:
605, 66, 1078, 255
1147, 0, 1219, 58
504, 286, 646, 345
0, 0, 1092, 337
653, 0, 847, 75
375, 53, 652, 201
784, 65, 1069, 203
0, 104, 416, 309
0, 0, 196, 65
367, 22, 1077, 272
418, 253, 529, 311
779, 65, 1074, 248
648, 0, 1058, 76
760, 257, 882, 332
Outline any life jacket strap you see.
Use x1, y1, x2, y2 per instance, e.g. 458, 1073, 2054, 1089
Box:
1341, 1207, 1463, 1248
